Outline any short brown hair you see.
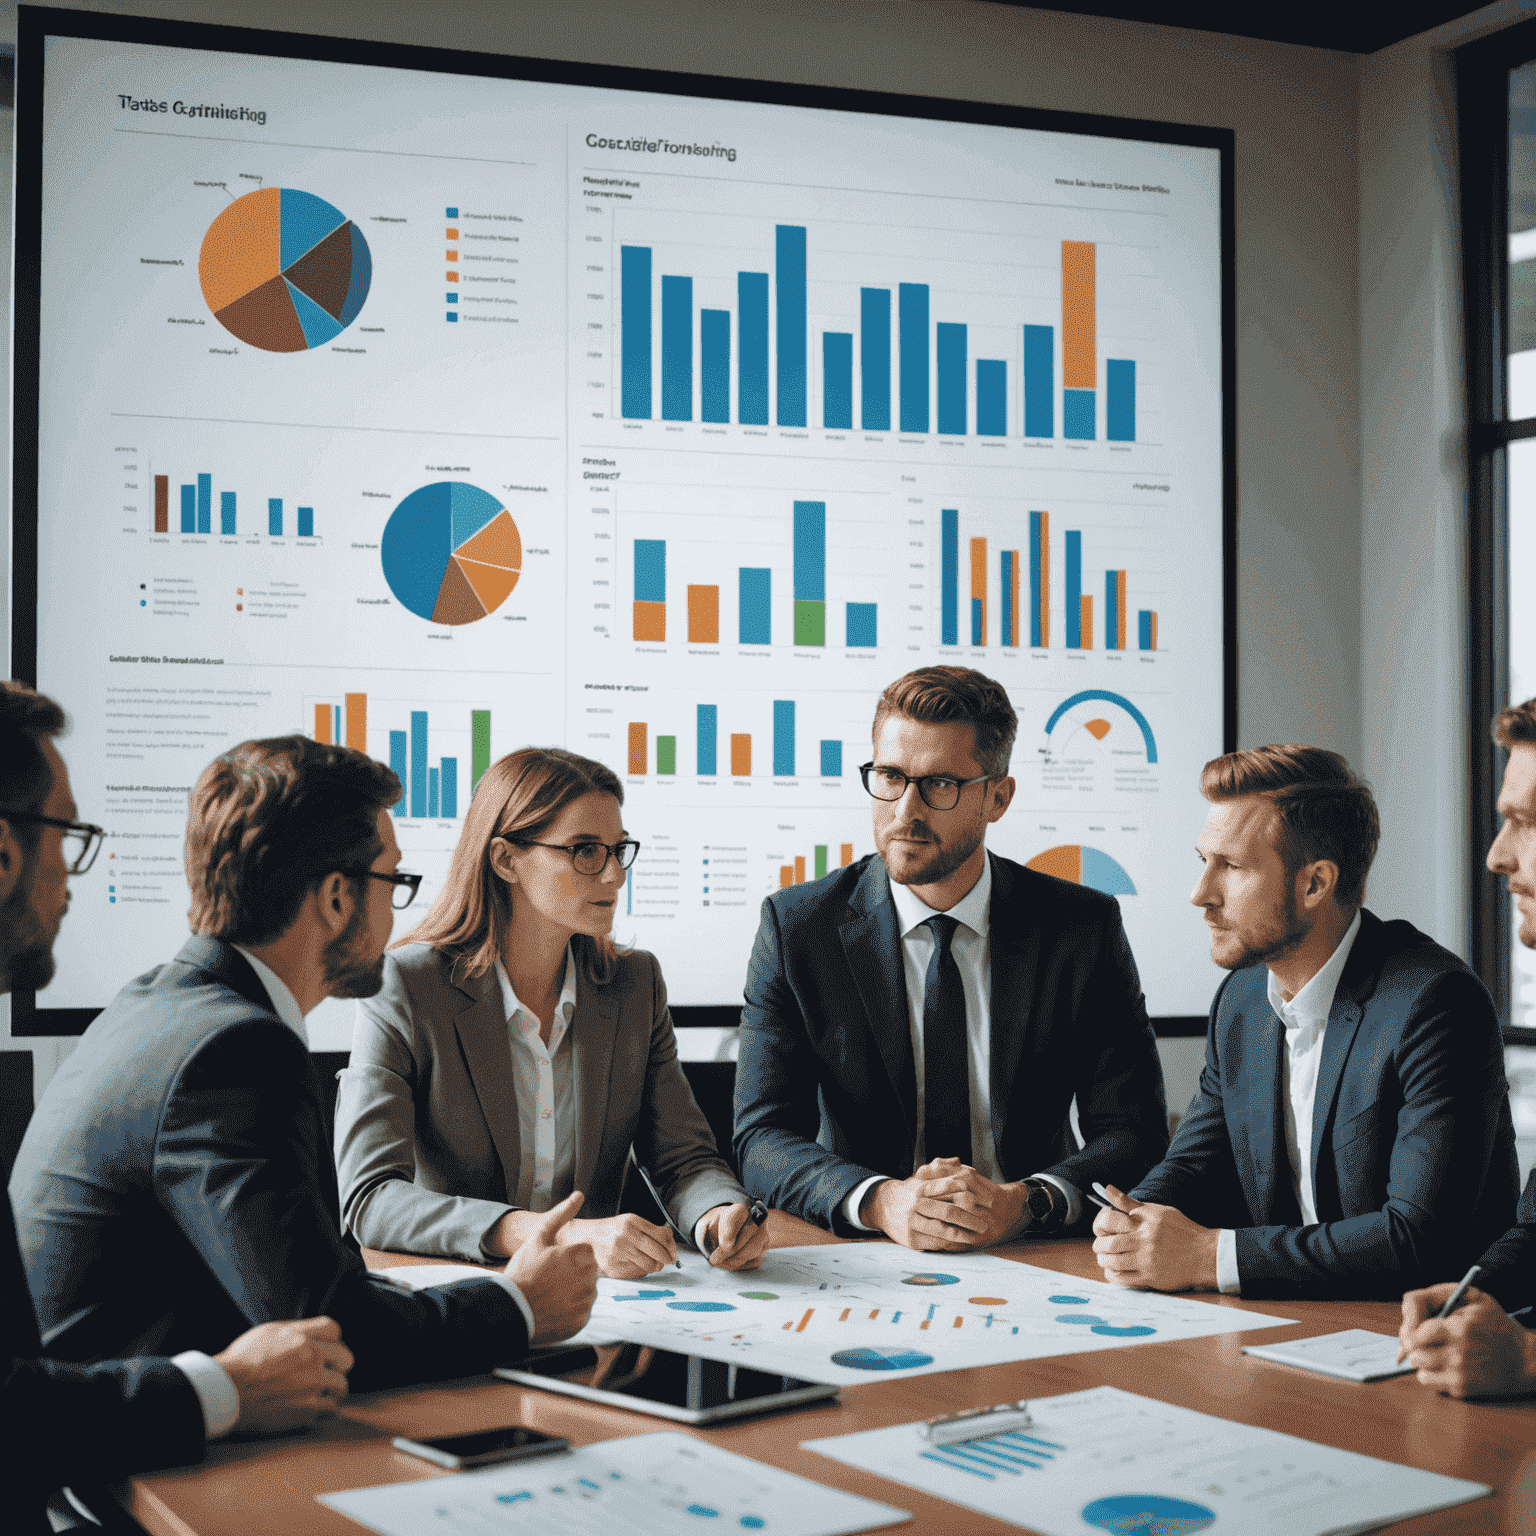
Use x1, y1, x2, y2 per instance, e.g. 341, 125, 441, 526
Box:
1200, 745, 1380, 909
1493, 699, 1536, 750
185, 736, 401, 945
399, 747, 625, 987
871, 667, 1017, 778
0, 681, 66, 850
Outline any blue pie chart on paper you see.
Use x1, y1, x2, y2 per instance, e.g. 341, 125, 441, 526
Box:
615, 1289, 675, 1301
1092, 1323, 1157, 1337
831, 1346, 935, 1371
1050, 1294, 1089, 1304
1080, 1494, 1216, 1534
901, 1272, 959, 1286
667, 1301, 736, 1313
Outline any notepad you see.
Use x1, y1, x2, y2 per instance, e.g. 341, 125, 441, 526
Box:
1242, 1328, 1415, 1381
371, 1263, 500, 1291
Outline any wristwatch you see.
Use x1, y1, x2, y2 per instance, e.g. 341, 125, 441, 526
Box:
1022, 1178, 1064, 1231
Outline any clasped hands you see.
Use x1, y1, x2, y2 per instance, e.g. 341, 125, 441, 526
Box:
1091, 1184, 1220, 1292
859, 1157, 1029, 1250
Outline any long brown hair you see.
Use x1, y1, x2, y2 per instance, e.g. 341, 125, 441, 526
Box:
397, 747, 625, 986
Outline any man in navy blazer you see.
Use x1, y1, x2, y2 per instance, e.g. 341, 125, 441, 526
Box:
10, 734, 597, 1410
734, 667, 1168, 1247
1093, 745, 1518, 1301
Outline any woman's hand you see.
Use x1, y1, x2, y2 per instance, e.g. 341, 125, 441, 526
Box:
561, 1212, 678, 1278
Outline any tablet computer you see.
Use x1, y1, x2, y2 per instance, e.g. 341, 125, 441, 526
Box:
495, 1342, 840, 1424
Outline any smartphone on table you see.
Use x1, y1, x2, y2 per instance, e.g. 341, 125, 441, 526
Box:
392, 1425, 570, 1470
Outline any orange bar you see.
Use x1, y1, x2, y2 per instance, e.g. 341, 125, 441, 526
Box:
627, 722, 647, 775
1080, 594, 1093, 649
868, 1308, 879, 1319
1062, 241, 1096, 389
1007, 549, 1020, 648
794, 856, 806, 884
633, 600, 666, 641
1039, 510, 1050, 647
731, 734, 752, 775
446, 226, 459, 239
920, 1320, 931, 1330
840, 842, 853, 867
969, 537, 987, 646
780, 865, 794, 887
839, 1308, 851, 1321
446, 271, 458, 283
953, 1315, 964, 1328
686, 584, 719, 643
1116, 571, 1127, 650
154, 474, 168, 533
1150, 611, 1159, 651
344, 692, 367, 753
795, 1309, 814, 1333
313, 704, 332, 745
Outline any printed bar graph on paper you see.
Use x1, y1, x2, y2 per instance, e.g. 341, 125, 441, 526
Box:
740, 568, 771, 644
180, 484, 195, 533
410, 712, 429, 818
268, 498, 282, 536
820, 740, 842, 776
861, 288, 891, 431
427, 767, 439, 819
389, 731, 407, 816
197, 473, 212, 534
899, 283, 930, 433
823, 332, 853, 429
344, 693, 367, 753
793, 501, 826, 646
941, 509, 959, 645
1062, 241, 1096, 440
970, 537, 987, 646
628, 722, 647, 776
773, 700, 796, 776
687, 585, 719, 644
1139, 610, 1158, 651
297, 507, 313, 537
621, 246, 652, 419
154, 475, 168, 533
1001, 550, 1019, 648
1108, 358, 1136, 441
977, 359, 1006, 436
219, 491, 236, 536
1066, 530, 1082, 649
738, 272, 769, 424
471, 710, 491, 791
776, 226, 807, 427
937, 322, 967, 434
661, 274, 692, 421
1025, 325, 1054, 438
633, 539, 666, 642
697, 705, 718, 775
815, 845, 829, 879
701, 309, 730, 423
730, 733, 752, 776
657, 735, 677, 775
441, 758, 457, 818
846, 602, 877, 647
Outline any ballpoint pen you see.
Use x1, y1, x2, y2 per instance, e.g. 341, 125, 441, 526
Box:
1435, 1264, 1482, 1319
703, 1197, 770, 1256
633, 1162, 686, 1269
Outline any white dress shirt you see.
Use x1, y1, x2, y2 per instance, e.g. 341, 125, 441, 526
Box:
1215, 909, 1362, 1295
843, 856, 1080, 1231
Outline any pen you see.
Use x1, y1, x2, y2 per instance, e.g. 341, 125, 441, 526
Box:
1085, 1184, 1116, 1213
703, 1197, 770, 1256
920, 1401, 1033, 1445
1435, 1264, 1482, 1319
633, 1163, 685, 1269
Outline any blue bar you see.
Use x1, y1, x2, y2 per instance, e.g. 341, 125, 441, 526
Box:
1001, 551, 1014, 646
410, 712, 429, 818
697, 704, 718, 775
820, 740, 842, 776
219, 491, 235, 537
977, 360, 1006, 436
1107, 359, 1135, 441
268, 498, 282, 536
427, 767, 440, 819
937, 322, 966, 435
297, 507, 314, 538
701, 309, 730, 423
860, 288, 891, 430
1106, 570, 1119, 649
942, 508, 958, 645
1029, 511, 1044, 647
389, 731, 407, 816
180, 484, 195, 533
1139, 610, 1153, 650
773, 699, 796, 776
739, 568, 771, 644
1024, 325, 1054, 437
793, 501, 825, 601
776, 226, 807, 426
197, 473, 212, 534
971, 597, 983, 646
846, 602, 877, 647
661, 274, 692, 421
635, 539, 666, 603
621, 246, 652, 419
1064, 388, 1095, 440
899, 284, 929, 433
738, 273, 769, 424
333, 706, 341, 741
823, 332, 853, 429
1066, 531, 1082, 648
441, 758, 458, 818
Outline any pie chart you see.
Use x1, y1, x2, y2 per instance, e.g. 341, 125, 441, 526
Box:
199, 188, 372, 351
1080, 1494, 1215, 1535
381, 482, 522, 626
830, 1347, 934, 1372
1028, 844, 1137, 896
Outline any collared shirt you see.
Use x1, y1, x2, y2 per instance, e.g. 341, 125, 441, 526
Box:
843, 855, 1080, 1230
233, 946, 308, 1045
1216, 909, 1362, 1295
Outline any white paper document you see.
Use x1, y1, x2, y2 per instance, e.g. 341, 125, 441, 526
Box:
566, 1246, 1292, 1385
803, 1385, 1491, 1536
1242, 1329, 1415, 1382
320, 1430, 909, 1536
372, 1263, 501, 1291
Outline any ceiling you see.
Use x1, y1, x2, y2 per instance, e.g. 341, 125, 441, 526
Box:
979, 0, 1496, 54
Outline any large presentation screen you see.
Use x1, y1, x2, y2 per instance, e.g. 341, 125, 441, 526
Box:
16, 9, 1233, 1041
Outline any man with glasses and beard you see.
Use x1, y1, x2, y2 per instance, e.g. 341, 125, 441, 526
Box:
1092, 746, 1518, 1300
11, 735, 598, 1411
733, 666, 1168, 1249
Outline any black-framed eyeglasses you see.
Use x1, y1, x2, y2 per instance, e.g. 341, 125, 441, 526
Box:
0, 811, 105, 874
505, 838, 641, 875
858, 763, 992, 812
345, 870, 424, 910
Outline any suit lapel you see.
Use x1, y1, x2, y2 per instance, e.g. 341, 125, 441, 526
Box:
450, 967, 525, 1204
572, 967, 620, 1197
839, 859, 916, 1137
1308, 916, 1377, 1192
1234, 997, 1298, 1222
986, 856, 1039, 1154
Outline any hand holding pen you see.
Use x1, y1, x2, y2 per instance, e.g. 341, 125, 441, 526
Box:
701, 1199, 771, 1270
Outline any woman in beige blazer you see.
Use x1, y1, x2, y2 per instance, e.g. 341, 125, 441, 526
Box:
334, 747, 766, 1279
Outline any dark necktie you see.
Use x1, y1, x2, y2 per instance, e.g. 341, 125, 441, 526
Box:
922, 914, 972, 1164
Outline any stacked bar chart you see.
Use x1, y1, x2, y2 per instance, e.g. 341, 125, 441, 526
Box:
152, 469, 315, 538
779, 841, 856, 887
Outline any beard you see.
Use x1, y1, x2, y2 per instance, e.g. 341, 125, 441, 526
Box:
1210, 881, 1309, 972
877, 816, 986, 889
0, 859, 59, 992
321, 900, 386, 999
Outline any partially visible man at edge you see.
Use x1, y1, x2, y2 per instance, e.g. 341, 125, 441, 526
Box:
1399, 698, 1536, 1398
10, 732, 597, 1426
0, 683, 348, 1535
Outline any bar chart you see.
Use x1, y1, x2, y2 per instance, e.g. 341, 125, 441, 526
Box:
622, 698, 847, 781
776, 841, 856, 887
152, 469, 317, 538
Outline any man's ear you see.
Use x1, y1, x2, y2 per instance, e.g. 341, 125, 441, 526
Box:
314, 871, 354, 936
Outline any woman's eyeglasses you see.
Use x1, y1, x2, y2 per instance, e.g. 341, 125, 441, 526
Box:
504, 838, 641, 875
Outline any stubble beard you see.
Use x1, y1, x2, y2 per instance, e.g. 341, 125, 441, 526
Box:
321, 899, 387, 999
0, 857, 58, 992
879, 819, 986, 889
1213, 883, 1309, 972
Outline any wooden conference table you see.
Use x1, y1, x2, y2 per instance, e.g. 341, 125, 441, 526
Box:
124, 1212, 1536, 1535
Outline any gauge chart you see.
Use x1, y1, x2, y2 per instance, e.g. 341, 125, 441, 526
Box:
199, 188, 372, 351
380, 481, 522, 625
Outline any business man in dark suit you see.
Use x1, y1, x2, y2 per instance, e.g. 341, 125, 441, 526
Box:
734, 666, 1168, 1248
1093, 745, 1518, 1301
0, 683, 351, 1534
1398, 699, 1536, 1397
11, 734, 597, 1404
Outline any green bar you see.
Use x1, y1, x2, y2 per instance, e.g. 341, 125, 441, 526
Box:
471, 710, 491, 791
814, 845, 828, 879
793, 599, 826, 646
657, 735, 677, 775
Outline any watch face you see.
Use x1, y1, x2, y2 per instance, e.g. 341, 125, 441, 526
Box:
1027, 1183, 1056, 1222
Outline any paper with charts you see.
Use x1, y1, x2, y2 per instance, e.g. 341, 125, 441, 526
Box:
320, 1430, 908, 1536
566, 1246, 1291, 1385
802, 1385, 1490, 1535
